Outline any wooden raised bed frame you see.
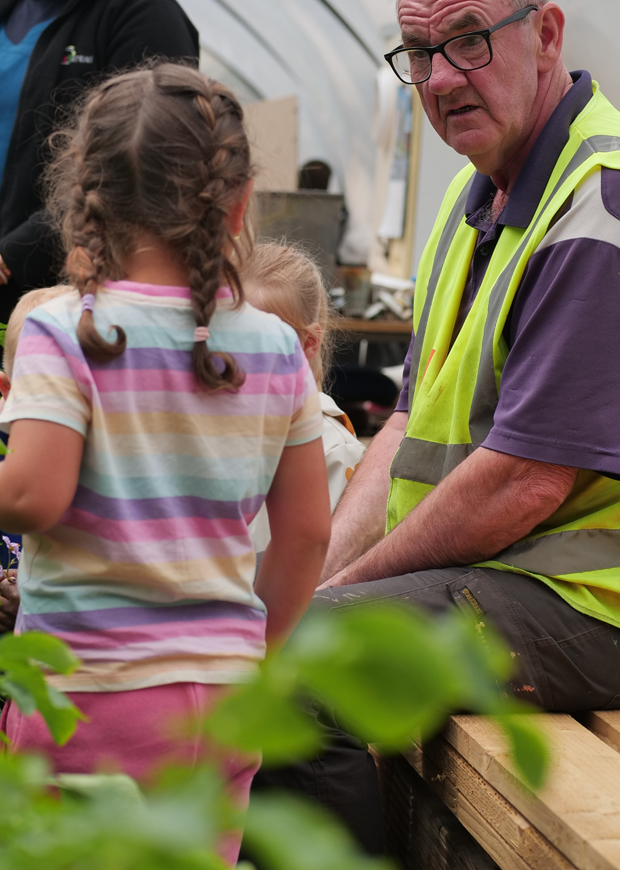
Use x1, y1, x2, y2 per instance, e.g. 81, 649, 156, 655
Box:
376, 711, 620, 870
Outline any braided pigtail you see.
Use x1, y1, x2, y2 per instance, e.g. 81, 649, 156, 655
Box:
51, 98, 128, 362
66, 237, 126, 363
183, 84, 249, 391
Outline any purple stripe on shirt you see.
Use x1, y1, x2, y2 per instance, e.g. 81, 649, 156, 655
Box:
22, 600, 265, 633
71, 486, 265, 522
87, 347, 301, 376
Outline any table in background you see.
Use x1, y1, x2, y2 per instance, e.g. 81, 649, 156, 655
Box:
335, 317, 412, 366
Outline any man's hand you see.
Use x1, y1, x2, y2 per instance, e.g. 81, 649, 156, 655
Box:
0, 255, 11, 285
0, 572, 19, 633
320, 447, 578, 589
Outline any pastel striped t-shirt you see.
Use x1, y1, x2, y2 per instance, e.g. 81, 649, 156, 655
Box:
0, 281, 323, 691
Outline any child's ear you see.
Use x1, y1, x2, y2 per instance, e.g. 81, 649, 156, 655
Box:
302, 323, 322, 361
0, 372, 11, 400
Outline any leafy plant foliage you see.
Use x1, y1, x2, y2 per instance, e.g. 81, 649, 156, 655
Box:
0, 631, 84, 744
0, 603, 549, 868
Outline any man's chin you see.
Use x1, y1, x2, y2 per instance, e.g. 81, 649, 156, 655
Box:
445, 129, 497, 164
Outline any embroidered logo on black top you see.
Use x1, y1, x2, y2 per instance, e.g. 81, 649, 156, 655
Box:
62, 45, 94, 66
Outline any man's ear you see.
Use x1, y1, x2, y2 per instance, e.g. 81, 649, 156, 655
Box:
227, 180, 255, 238
0, 372, 11, 400
536, 3, 565, 73
302, 323, 323, 360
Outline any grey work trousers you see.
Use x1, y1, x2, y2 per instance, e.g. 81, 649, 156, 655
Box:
248, 566, 620, 855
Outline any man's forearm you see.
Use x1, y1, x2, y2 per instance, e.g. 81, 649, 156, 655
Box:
324, 446, 578, 588
320, 411, 407, 581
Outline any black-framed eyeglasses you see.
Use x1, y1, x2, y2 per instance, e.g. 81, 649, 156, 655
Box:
384, 5, 538, 85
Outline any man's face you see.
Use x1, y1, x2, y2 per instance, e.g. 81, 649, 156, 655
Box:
398, 0, 540, 175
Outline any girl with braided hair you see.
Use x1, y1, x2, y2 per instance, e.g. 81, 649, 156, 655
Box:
0, 64, 330, 863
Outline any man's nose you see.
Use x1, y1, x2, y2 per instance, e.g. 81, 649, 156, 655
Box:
427, 52, 468, 95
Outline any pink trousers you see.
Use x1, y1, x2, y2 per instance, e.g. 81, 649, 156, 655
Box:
1, 683, 259, 867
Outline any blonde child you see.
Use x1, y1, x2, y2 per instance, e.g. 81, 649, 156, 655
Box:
242, 243, 365, 552
0, 286, 73, 632
1, 286, 73, 387
0, 66, 330, 866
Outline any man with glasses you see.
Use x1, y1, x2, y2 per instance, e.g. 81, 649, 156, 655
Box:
253, 0, 620, 855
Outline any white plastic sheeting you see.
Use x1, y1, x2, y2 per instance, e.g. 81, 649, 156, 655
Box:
560, 0, 620, 111
177, 0, 620, 266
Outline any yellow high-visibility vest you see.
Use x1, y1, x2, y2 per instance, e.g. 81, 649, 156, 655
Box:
387, 83, 620, 628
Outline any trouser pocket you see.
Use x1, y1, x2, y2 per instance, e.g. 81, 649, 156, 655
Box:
446, 569, 554, 709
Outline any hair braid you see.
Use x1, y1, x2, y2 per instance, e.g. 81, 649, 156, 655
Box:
60, 127, 126, 361
175, 79, 250, 390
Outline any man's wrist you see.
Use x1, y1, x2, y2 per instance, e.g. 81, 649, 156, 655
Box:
320, 552, 377, 590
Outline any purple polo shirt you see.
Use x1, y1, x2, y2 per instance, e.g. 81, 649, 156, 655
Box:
396, 71, 620, 479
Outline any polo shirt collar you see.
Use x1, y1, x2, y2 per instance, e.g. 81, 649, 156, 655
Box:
465, 70, 593, 229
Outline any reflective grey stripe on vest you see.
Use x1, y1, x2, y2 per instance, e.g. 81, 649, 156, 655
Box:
497, 527, 620, 575
408, 176, 476, 411
390, 438, 474, 485
469, 135, 620, 445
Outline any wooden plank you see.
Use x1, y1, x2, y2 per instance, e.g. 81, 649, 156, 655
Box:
404, 737, 577, 870
444, 714, 620, 870
585, 712, 620, 755
377, 753, 499, 870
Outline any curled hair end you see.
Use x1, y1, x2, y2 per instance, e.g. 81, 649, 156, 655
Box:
192, 344, 245, 392
77, 310, 127, 363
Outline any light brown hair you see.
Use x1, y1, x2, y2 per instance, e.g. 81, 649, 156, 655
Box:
4, 285, 73, 379
46, 64, 253, 390
241, 243, 333, 389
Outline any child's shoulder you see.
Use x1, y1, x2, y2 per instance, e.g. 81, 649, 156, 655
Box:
226, 301, 301, 348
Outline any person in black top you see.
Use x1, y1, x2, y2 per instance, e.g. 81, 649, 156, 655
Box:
0, 0, 199, 620
0, 0, 199, 324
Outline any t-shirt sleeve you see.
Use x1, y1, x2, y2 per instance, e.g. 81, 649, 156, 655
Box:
322, 417, 365, 511
0, 309, 92, 436
483, 169, 620, 477
285, 344, 323, 447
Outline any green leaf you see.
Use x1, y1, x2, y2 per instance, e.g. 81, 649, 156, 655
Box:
56, 773, 146, 806
286, 606, 507, 746
494, 713, 550, 790
431, 612, 513, 713
0, 677, 37, 715
0, 660, 86, 745
0, 632, 80, 674
206, 679, 322, 765
244, 792, 396, 870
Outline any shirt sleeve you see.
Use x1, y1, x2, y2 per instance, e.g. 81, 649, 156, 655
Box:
322, 416, 365, 511
285, 345, 323, 448
0, 309, 92, 436
483, 169, 620, 476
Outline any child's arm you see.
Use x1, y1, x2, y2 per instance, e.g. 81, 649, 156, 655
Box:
0, 420, 84, 533
254, 438, 331, 650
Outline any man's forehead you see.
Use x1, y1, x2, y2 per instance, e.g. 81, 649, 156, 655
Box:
398, 0, 507, 44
